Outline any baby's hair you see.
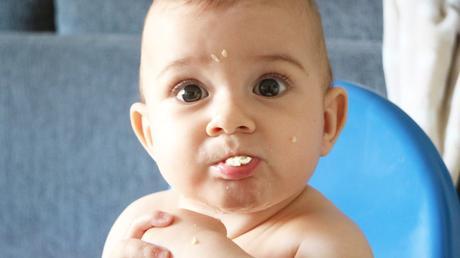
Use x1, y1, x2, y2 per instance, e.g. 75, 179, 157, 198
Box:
163, 0, 317, 11
139, 0, 332, 102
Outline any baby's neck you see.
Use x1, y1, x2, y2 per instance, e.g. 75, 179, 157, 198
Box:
178, 187, 306, 239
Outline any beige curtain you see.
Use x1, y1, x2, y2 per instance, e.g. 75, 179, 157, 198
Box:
383, 0, 460, 184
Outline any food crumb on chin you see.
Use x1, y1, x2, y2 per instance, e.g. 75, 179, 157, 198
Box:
291, 136, 298, 143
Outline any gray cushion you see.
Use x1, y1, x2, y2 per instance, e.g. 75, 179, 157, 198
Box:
55, 0, 151, 34
0, 0, 55, 31
327, 39, 386, 96
317, 0, 383, 41
0, 34, 168, 258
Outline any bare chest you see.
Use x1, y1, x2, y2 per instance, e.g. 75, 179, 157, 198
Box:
233, 226, 299, 258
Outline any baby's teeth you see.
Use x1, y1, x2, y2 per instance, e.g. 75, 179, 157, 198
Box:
225, 156, 253, 167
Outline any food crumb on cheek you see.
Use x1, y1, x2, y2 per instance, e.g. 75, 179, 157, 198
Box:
290, 136, 298, 143
191, 236, 199, 245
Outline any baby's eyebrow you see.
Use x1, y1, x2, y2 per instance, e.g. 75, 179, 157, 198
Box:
156, 53, 306, 79
252, 53, 306, 72
156, 56, 209, 79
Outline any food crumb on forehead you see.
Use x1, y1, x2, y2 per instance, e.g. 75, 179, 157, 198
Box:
210, 54, 221, 63
221, 49, 228, 58
210, 50, 228, 63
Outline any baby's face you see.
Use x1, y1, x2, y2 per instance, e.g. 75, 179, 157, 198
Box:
137, 1, 332, 213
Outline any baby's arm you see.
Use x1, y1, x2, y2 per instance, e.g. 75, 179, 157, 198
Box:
142, 209, 253, 258
291, 213, 374, 258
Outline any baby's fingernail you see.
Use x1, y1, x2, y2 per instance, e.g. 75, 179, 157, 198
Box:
153, 211, 172, 224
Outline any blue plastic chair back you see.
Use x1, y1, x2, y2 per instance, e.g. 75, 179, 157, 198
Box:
310, 81, 460, 258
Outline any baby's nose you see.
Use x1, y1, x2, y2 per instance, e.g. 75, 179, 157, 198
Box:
206, 101, 256, 136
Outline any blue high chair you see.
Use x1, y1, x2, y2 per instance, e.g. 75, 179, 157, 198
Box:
310, 81, 460, 258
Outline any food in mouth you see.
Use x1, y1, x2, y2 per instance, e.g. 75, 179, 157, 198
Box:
213, 155, 260, 180
224, 155, 253, 167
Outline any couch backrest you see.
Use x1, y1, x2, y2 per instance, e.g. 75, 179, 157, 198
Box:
54, 0, 151, 34
1, 0, 383, 40
317, 0, 383, 41
0, 0, 55, 31
52, 0, 383, 40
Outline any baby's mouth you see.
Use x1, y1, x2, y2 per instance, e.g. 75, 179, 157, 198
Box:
224, 155, 253, 167
213, 154, 260, 180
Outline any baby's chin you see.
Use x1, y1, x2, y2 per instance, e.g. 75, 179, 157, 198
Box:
178, 185, 278, 215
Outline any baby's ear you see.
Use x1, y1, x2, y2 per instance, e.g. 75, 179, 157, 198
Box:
321, 87, 348, 156
130, 102, 156, 158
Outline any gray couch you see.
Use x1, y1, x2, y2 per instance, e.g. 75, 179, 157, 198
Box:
0, 1, 385, 257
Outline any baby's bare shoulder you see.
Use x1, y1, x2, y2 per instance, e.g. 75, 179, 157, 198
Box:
104, 190, 178, 245
282, 187, 374, 258
121, 190, 179, 216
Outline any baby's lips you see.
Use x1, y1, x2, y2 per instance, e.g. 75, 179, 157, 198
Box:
212, 152, 259, 165
212, 156, 261, 180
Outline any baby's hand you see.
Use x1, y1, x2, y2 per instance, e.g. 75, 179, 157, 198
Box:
142, 209, 227, 255
106, 211, 174, 258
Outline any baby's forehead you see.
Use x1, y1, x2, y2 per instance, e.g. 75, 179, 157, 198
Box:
142, 0, 321, 54
141, 2, 319, 68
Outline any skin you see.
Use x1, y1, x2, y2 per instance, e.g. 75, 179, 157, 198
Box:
102, 0, 373, 257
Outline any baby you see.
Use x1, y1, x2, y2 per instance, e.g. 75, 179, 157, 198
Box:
103, 0, 373, 257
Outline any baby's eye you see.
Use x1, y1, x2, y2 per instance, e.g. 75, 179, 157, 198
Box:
253, 77, 288, 97
174, 82, 209, 103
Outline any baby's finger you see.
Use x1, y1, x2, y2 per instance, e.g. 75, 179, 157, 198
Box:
126, 211, 174, 239
118, 238, 171, 258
